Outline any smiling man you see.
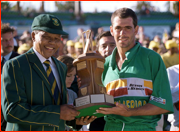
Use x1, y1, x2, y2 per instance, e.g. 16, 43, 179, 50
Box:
1, 14, 95, 131
96, 8, 174, 131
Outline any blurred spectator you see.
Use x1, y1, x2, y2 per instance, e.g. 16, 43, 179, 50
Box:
74, 42, 83, 57
95, 31, 116, 58
18, 38, 27, 47
162, 30, 170, 45
148, 40, 160, 53
1, 23, 19, 131
158, 44, 167, 55
92, 40, 96, 51
161, 40, 179, 68
25, 37, 33, 48
167, 64, 179, 131
11, 26, 19, 52
95, 27, 104, 38
66, 40, 76, 58
153, 35, 161, 44
157, 34, 168, 55
62, 38, 68, 55
138, 26, 146, 44
17, 43, 31, 54
74, 28, 84, 42
90, 29, 95, 40
142, 40, 150, 48
172, 22, 179, 44
19, 30, 31, 40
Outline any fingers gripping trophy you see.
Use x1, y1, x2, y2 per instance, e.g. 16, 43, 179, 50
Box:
73, 30, 115, 118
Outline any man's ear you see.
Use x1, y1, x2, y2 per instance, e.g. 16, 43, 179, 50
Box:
134, 25, 139, 35
31, 31, 35, 42
110, 25, 114, 36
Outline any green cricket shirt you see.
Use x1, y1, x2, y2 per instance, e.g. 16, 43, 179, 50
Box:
102, 42, 174, 129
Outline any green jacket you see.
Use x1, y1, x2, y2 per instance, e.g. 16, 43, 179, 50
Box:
1, 48, 69, 131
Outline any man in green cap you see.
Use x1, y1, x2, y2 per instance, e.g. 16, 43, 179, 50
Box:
1, 14, 96, 131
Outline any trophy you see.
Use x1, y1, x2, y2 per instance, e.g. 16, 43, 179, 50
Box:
73, 30, 115, 118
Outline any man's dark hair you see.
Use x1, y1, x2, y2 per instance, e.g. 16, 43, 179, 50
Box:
1, 23, 14, 34
95, 31, 113, 50
111, 8, 138, 28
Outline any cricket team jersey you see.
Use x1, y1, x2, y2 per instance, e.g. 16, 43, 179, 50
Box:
102, 42, 174, 129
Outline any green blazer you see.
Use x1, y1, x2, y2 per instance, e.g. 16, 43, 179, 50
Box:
1, 48, 68, 131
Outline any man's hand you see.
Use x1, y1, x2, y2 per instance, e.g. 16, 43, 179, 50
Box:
76, 116, 97, 125
96, 102, 131, 117
60, 105, 80, 121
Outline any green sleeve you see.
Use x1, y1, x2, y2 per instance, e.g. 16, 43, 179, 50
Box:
148, 52, 174, 113
1, 59, 61, 127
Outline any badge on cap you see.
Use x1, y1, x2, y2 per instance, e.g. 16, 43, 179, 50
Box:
52, 18, 59, 26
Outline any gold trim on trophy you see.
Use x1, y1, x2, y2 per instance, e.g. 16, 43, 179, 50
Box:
100, 87, 106, 94
81, 87, 87, 96
77, 61, 87, 71
97, 60, 104, 69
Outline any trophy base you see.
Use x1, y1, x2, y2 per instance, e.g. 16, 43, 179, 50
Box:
75, 94, 115, 118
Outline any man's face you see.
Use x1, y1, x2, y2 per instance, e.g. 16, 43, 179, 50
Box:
67, 46, 75, 54
1, 32, 14, 55
75, 48, 83, 56
110, 17, 139, 51
32, 31, 62, 59
98, 36, 116, 58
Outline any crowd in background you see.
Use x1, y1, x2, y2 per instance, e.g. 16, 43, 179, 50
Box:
2, 23, 179, 74
6, 22, 179, 70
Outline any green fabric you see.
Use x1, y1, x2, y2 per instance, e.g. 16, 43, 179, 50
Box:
31, 14, 68, 35
104, 120, 156, 131
1, 48, 71, 131
76, 104, 112, 118
102, 42, 174, 130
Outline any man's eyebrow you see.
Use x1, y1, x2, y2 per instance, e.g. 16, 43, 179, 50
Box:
115, 26, 132, 28
100, 43, 108, 45
109, 42, 116, 44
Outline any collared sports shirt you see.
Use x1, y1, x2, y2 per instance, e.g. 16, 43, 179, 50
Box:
102, 42, 174, 128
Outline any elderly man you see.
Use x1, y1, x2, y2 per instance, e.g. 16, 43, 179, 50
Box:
1, 14, 95, 131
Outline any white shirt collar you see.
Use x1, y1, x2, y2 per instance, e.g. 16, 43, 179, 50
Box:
1, 51, 12, 62
33, 47, 53, 64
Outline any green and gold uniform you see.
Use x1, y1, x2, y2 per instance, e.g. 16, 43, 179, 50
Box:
102, 42, 174, 131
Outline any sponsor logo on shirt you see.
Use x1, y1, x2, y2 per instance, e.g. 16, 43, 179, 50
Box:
150, 95, 166, 105
106, 78, 153, 98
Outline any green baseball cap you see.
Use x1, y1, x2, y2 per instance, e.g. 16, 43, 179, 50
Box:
31, 14, 68, 35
